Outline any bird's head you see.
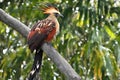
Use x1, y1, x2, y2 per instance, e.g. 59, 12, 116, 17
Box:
42, 4, 63, 17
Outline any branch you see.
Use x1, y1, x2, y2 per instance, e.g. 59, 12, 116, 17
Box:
0, 8, 81, 80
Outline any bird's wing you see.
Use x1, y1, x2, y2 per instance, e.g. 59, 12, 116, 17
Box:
27, 19, 56, 52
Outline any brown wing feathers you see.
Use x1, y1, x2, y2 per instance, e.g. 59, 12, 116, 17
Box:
27, 19, 56, 80
27, 19, 56, 52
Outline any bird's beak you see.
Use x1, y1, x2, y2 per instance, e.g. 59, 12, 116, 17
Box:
59, 13, 64, 17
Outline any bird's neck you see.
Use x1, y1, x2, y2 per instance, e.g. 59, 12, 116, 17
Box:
47, 14, 60, 34
47, 14, 58, 22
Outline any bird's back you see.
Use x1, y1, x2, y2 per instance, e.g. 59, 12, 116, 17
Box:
27, 17, 57, 52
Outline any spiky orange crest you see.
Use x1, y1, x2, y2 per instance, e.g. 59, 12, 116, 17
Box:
42, 5, 60, 14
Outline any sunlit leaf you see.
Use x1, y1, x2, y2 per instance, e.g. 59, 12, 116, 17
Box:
104, 25, 116, 39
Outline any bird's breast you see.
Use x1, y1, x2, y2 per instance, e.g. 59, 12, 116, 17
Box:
45, 27, 56, 41
55, 20, 59, 35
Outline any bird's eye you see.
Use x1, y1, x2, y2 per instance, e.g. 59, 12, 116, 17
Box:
54, 13, 59, 17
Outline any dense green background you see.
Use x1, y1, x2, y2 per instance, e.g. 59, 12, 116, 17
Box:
0, 0, 120, 80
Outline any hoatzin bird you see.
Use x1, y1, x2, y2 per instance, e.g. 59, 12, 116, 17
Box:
27, 5, 63, 80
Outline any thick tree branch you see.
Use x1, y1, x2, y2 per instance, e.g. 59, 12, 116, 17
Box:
0, 9, 30, 38
0, 8, 81, 80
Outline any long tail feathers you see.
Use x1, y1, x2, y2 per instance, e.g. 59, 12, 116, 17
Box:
28, 49, 43, 80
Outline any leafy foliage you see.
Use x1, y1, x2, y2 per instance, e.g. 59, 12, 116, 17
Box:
0, 0, 120, 80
